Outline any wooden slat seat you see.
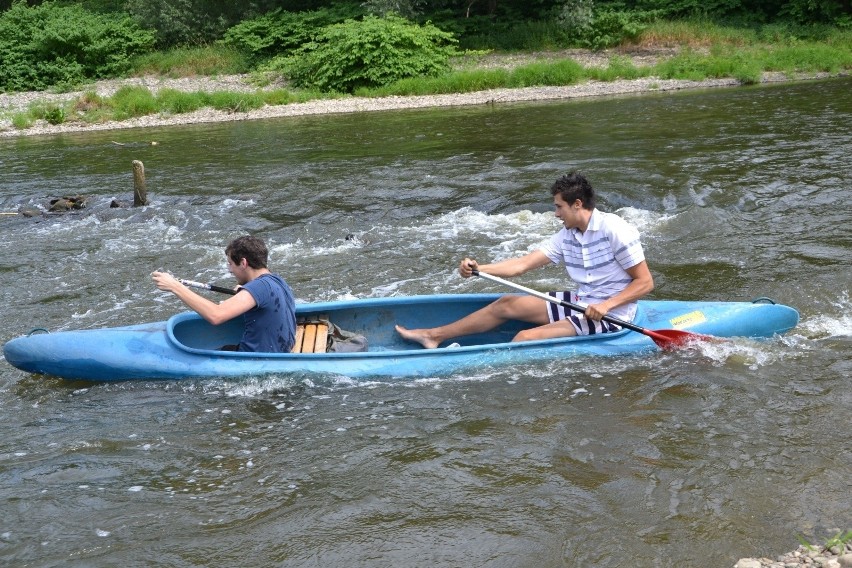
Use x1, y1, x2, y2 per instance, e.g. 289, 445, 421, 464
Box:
291, 315, 329, 354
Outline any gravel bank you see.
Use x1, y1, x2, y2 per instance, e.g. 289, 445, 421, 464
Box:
0, 48, 839, 139
1, 77, 746, 139
734, 542, 852, 568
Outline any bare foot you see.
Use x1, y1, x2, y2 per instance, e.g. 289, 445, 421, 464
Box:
395, 324, 441, 349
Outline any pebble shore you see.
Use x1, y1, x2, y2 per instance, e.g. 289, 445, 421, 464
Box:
734, 542, 852, 568
0, 52, 847, 567
1, 76, 749, 139
0, 48, 838, 139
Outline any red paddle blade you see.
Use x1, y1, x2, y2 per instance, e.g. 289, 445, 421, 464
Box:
645, 329, 712, 350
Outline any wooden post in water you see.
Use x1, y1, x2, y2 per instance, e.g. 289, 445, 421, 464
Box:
132, 160, 147, 206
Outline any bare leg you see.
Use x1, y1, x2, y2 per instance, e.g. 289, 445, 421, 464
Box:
512, 318, 578, 342
395, 295, 550, 349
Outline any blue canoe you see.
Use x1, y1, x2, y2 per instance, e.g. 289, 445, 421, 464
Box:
3, 294, 799, 382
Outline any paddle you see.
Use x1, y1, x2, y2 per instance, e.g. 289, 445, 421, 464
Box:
179, 278, 237, 295
471, 270, 708, 350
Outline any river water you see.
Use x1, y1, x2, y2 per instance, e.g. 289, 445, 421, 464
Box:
1, 78, 850, 567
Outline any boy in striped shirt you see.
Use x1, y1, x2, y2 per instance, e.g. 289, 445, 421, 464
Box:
396, 171, 654, 348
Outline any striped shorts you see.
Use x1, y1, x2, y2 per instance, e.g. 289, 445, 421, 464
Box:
545, 291, 624, 336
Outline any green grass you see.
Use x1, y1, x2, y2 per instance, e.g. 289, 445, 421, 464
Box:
1, 84, 322, 131
10, 113, 33, 129
156, 88, 207, 114
205, 91, 266, 113
508, 59, 586, 87
26, 103, 68, 125
365, 37, 848, 96
586, 56, 647, 81
130, 45, 250, 77
359, 68, 511, 97
111, 85, 159, 120
636, 18, 852, 49
798, 529, 852, 553
760, 43, 852, 73
653, 47, 763, 83
636, 18, 754, 47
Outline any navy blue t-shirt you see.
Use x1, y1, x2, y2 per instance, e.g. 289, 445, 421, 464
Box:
238, 273, 296, 353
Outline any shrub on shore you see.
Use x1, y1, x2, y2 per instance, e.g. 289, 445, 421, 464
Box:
0, 1, 154, 92
266, 15, 459, 93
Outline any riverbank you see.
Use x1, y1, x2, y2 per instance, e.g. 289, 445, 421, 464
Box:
734, 541, 852, 568
0, 47, 843, 139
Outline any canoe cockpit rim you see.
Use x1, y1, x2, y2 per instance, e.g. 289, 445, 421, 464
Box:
164, 300, 638, 358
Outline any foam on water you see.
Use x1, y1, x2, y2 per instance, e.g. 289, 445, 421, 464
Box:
797, 291, 851, 339
412, 206, 560, 255
10, 197, 259, 253
221, 197, 256, 208
687, 335, 796, 370
270, 236, 361, 260
615, 206, 677, 236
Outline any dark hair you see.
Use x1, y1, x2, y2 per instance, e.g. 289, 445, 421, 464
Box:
550, 171, 596, 210
225, 235, 268, 269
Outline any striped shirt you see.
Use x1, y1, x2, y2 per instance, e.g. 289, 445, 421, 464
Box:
539, 209, 645, 321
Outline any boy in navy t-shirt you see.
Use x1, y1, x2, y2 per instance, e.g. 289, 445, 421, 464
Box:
238, 271, 296, 352
152, 236, 296, 353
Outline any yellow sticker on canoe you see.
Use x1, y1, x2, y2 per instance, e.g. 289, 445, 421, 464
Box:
669, 310, 707, 329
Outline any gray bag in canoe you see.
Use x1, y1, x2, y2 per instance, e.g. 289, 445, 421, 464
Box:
324, 321, 369, 353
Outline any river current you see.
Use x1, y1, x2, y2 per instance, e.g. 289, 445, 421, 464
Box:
0, 78, 850, 567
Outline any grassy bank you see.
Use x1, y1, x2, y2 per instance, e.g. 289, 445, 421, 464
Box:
3, 20, 850, 132
7, 85, 333, 130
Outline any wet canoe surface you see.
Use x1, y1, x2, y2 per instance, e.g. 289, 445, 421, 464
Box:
3, 294, 799, 381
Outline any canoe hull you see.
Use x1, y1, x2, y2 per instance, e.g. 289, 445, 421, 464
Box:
3, 294, 799, 382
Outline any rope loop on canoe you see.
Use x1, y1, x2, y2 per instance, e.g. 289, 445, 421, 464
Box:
751, 297, 777, 304
27, 328, 50, 335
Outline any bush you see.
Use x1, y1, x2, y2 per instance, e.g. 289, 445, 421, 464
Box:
362, 0, 426, 19
0, 0, 154, 92
124, 0, 279, 48
28, 102, 67, 124
559, 1, 656, 50
559, 0, 595, 40
584, 10, 650, 49
459, 19, 570, 51
275, 15, 459, 93
221, 6, 363, 64
43, 105, 67, 125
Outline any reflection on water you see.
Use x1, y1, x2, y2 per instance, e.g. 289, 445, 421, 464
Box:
1, 78, 850, 567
